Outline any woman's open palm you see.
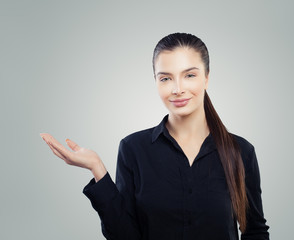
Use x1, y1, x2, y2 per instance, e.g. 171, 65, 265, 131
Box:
40, 133, 101, 171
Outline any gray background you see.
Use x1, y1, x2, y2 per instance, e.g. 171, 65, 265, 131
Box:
1, 0, 293, 239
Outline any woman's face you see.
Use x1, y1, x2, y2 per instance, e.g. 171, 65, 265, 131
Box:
154, 47, 209, 118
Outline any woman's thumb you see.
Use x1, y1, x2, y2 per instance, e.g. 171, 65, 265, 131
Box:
66, 138, 81, 152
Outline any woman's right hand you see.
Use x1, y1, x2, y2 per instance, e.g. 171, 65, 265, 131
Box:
40, 133, 107, 182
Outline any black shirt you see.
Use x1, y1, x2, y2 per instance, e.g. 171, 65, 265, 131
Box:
83, 114, 270, 240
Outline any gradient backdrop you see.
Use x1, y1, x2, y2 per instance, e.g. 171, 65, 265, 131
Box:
1, 0, 293, 239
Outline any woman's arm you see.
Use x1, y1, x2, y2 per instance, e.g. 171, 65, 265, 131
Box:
241, 146, 270, 240
40, 133, 142, 240
83, 139, 142, 240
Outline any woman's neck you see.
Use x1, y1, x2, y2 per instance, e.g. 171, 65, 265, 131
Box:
166, 108, 210, 141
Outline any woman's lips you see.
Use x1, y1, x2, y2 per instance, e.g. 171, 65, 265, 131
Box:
169, 98, 191, 107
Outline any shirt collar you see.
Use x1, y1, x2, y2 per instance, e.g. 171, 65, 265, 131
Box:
151, 114, 169, 143
151, 114, 217, 154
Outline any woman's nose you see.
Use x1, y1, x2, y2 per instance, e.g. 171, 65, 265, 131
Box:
172, 79, 185, 95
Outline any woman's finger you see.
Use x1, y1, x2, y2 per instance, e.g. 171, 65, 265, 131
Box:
47, 142, 66, 161
49, 140, 74, 161
41, 134, 66, 160
66, 139, 81, 152
43, 135, 74, 160
48, 141, 78, 166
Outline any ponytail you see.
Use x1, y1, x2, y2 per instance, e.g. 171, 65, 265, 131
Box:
204, 90, 249, 232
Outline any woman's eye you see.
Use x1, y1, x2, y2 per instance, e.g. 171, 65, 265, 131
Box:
186, 74, 196, 78
160, 77, 170, 82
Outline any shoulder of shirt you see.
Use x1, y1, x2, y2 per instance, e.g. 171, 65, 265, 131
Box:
120, 126, 156, 145
230, 132, 257, 171
230, 132, 255, 153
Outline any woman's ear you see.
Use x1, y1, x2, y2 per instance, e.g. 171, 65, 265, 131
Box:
204, 73, 209, 90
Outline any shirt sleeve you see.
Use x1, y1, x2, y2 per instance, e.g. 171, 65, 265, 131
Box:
241, 146, 270, 240
83, 139, 142, 240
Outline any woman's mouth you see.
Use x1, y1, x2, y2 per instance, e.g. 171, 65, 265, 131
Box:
169, 98, 191, 107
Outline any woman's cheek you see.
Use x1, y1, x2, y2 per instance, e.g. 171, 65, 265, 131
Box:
189, 81, 203, 96
158, 85, 171, 101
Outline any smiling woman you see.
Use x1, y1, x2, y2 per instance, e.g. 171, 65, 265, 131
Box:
40, 32, 270, 240
155, 48, 208, 120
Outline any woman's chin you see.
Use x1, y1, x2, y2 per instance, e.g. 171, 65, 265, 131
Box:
168, 109, 194, 118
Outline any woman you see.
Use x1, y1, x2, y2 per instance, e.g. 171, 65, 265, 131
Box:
40, 32, 270, 240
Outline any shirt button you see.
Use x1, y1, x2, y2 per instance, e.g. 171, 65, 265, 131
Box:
188, 188, 192, 194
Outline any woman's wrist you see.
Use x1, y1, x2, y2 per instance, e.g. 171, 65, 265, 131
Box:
90, 161, 107, 182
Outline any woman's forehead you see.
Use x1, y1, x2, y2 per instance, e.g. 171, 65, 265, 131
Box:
154, 47, 204, 73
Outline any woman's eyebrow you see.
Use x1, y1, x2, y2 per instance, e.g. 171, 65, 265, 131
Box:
156, 67, 199, 76
182, 67, 199, 72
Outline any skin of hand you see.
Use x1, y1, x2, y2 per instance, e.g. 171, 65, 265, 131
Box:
40, 133, 107, 182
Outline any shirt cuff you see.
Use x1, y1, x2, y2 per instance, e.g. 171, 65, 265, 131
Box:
83, 172, 119, 207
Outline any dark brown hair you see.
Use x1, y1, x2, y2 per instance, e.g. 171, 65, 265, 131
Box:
152, 32, 249, 233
